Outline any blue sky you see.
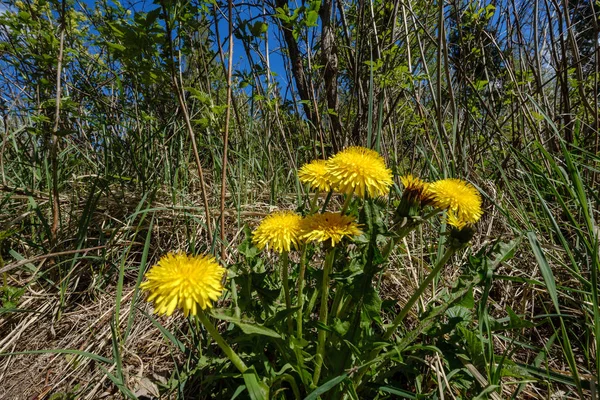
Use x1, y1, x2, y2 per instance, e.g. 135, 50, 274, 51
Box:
72, 0, 290, 96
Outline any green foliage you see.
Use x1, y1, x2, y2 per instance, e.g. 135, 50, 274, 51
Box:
0, 284, 25, 310
145, 179, 521, 399
0, 0, 598, 397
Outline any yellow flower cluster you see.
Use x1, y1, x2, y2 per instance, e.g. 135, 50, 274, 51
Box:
252, 146, 394, 253
398, 174, 483, 228
299, 146, 393, 198
256, 146, 393, 251
251, 210, 362, 251
140, 147, 484, 319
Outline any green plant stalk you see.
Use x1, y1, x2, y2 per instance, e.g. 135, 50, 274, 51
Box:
194, 317, 203, 359
383, 245, 456, 340
328, 291, 348, 353
197, 309, 248, 374
281, 251, 293, 334
231, 277, 241, 319
330, 286, 344, 320
336, 295, 353, 319
293, 247, 310, 388
305, 288, 319, 318
340, 189, 355, 214
296, 245, 308, 339
382, 210, 440, 259
321, 190, 333, 213
271, 373, 301, 400
309, 190, 321, 213
312, 247, 336, 385
352, 245, 458, 387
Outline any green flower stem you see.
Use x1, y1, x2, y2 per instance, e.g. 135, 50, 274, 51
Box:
296, 245, 308, 340
309, 190, 321, 213
320, 190, 333, 213
230, 277, 241, 319
341, 188, 355, 214
352, 245, 458, 387
294, 247, 309, 388
197, 309, 248, 374
305, 287, 319, 318
328, 291, 347, 350
380, 226, 416, 261
312, 247, 336, 385
194, 317, 203, 359
382, 245, 456, 341
330, 287, 344, 319
337, 295, 353, 319
281, 251, 293, 334
382, 210, 441, 259
381, 225, 414, 261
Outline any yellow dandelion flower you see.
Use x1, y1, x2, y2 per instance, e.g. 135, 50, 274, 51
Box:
401, 174, 427, 193
252, 211, 304, 253
447, 211, 477, 245
326, 146, 393, 198
427, 178, 483, 223
298, 160, 332, 192
300, 212, 362, 247
141, 253, 225, 317
447, 211, 468, 229
395, 174, 432, 218
401, 174, 434, 204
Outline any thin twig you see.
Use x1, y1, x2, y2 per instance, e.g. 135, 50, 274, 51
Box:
0, 245, 113, 274
220, 0, 234, 260
160, 1, 213, 244
50, 1, 66, 245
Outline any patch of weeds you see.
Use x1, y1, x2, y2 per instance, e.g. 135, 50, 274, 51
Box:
0, 284, 25, 310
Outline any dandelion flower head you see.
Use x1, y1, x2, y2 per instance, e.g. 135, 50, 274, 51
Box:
326, 146, 393, 198
427, 178, 483, 223
447, 211, 468, 230
141, 253, 225, 317
400, 174, 433, 204
300, 212, 362, 247
447, 211, 477, 245
395, 174, 431, 218
298, 160, 332, 192
252, 211, 304, 253
401, 174, 427, 193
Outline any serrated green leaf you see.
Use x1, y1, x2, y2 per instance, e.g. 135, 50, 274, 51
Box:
505, 305, 535, 329
210, 311, 281, 338
332, 318, 350, 336
459, 326, 485, 368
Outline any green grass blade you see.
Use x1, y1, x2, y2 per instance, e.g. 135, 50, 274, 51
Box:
527, 231, 583, 395
125, 215, 155, 340
305, 374, 348, 400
